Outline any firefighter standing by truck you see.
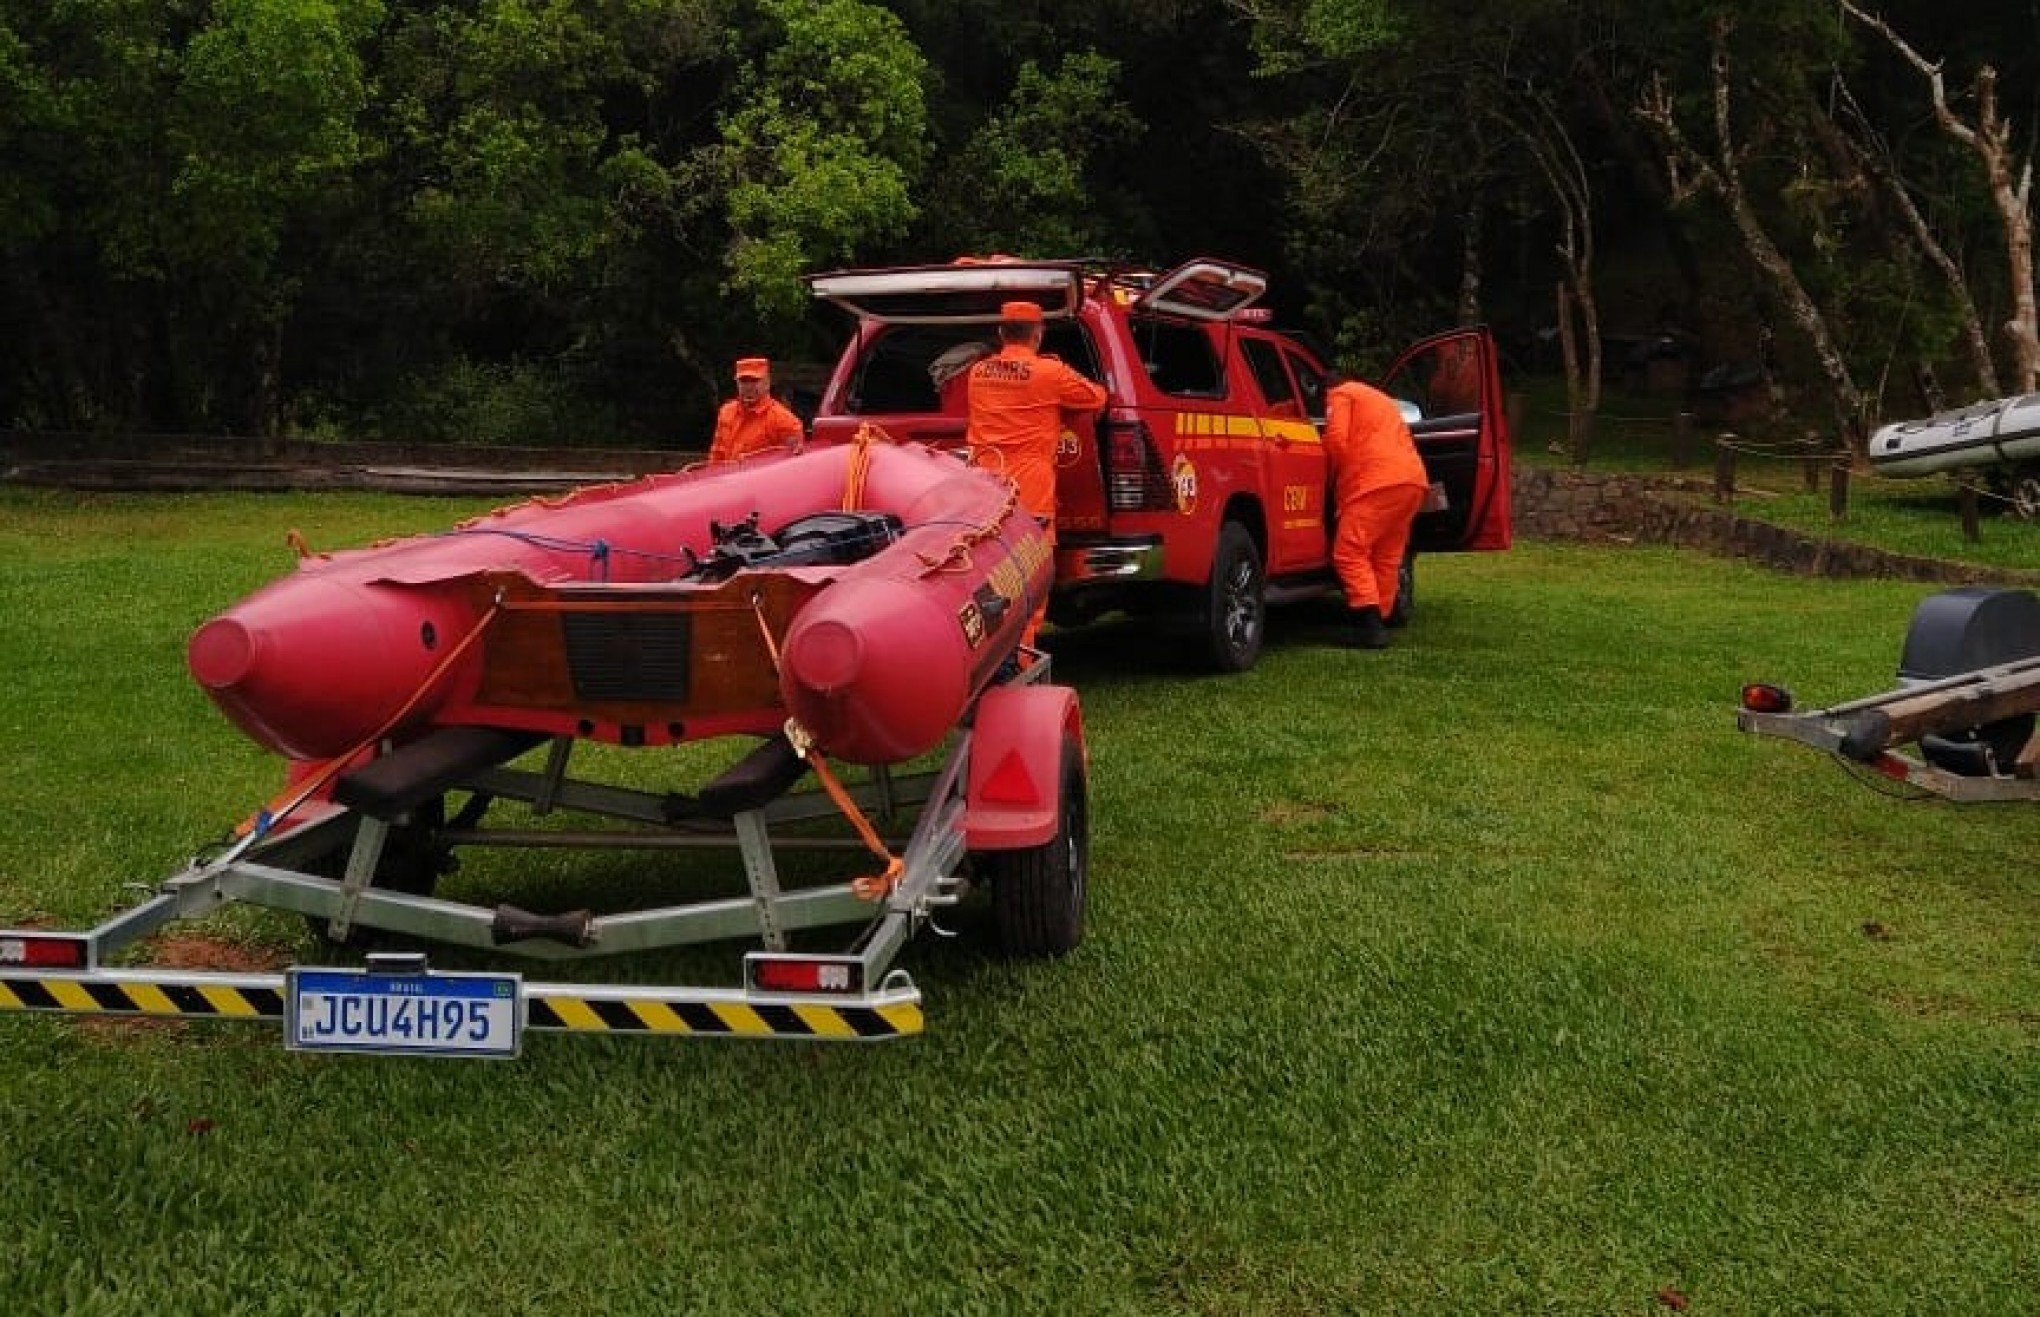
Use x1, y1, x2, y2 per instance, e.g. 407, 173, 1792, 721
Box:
966, 300, 1109, 648
1323, 373, 1429, 650
708, 357, 805, 464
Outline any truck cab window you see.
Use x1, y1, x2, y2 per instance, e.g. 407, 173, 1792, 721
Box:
1131, 318, 1226, 399
1283, 350, 1326, 425
1241, 338, 1300, 419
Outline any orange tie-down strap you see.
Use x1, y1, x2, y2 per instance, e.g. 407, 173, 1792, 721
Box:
748, 594, 904, 901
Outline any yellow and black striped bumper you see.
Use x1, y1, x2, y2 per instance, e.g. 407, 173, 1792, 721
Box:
0, 972, 923, 1043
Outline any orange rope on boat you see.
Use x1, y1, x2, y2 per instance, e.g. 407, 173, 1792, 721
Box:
917, 476, 1020, 577
231, 602, 504, 844
284, 529, 328, 561
747, 592, 904, 900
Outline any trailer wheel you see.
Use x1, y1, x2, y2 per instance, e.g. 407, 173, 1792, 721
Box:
986, 738, 1088, 958
302, 800, 451, 949
1201, 520, 1266, 672
2012, 471, 2040, 521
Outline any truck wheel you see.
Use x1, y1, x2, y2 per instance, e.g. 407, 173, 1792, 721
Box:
1386, 552, 1416, 628
986, 739, 1088, 958
1202, 521, 1266, 672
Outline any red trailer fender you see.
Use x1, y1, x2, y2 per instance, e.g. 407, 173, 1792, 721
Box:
964, 684, 1085, 851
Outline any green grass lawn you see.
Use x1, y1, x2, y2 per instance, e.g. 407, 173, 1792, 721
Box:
2, 488, 2038, 1312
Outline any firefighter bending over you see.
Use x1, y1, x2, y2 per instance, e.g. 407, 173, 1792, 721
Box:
1323, 373, 1428, 649
708, 356, 804, 463
966, 301, 1109, 649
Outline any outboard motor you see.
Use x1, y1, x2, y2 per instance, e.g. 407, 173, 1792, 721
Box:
684, 510, 905, 583
1897, 588, 2040, 775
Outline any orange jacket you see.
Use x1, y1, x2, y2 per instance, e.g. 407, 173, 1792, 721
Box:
965, 344, 1108, 519
709, 396, 804, 464
1323, 380, 1427, 497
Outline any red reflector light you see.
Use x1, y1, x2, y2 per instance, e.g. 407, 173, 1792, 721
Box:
1872, 753, 1912, 781
978, 749, 1039, 807
1740, 682, 1794, 713
0, 935, 89, 969
748, 957, 863, 995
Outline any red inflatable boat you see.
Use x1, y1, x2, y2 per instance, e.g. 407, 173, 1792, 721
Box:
189, 438, 1052, 767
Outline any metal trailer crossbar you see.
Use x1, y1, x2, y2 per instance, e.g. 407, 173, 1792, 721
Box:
0, 663, 1088, 1055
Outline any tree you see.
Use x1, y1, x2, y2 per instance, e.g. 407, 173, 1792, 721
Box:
718, 0, 929, 321
1839, 1, 2037, 394
1638, 17, 1870, 445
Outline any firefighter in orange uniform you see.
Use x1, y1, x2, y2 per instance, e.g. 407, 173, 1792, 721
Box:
708, 357, 804, 464
966, 300, 1109, 648
1322, 374, 1429, 649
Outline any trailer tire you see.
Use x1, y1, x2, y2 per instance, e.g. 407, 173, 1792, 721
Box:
2012, 471, 2040, 521
1201, 520, 1266, 672
986, 738, 1088, 958
302, 800, 451, 949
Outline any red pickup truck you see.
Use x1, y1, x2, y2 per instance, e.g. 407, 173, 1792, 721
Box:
804, 257, 1512, 670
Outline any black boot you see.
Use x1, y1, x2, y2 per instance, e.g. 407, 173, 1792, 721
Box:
1344, 605, 1390, 649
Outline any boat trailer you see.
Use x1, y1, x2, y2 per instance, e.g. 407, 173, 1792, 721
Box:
0, 663, 1087, 1056
1738, 586, 2040, 801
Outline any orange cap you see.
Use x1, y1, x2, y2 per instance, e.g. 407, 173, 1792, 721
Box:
734, 357, 769, 380
999, 301, 1044, 324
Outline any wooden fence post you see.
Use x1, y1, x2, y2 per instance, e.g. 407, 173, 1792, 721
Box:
1801, 453, 1822, 492
1960, 481, 1981, 542
1506, 392, 1526, 443
1671, 411, 1693, 470
1714, 440, 1736, 504
1828, 460, 1849, 520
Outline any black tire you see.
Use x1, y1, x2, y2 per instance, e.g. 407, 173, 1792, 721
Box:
1386, 551, 1416, 628
986, 739, 1088, 958
1201, 520, 1266, 672
302, 800, 450, 949
2012, 470, 2040, 521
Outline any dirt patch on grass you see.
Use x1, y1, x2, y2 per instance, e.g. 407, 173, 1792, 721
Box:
1259, 801, 1339, 826
149, 933, 290, 973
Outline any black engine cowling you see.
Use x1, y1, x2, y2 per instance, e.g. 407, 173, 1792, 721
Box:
1898, 587, 2040, 775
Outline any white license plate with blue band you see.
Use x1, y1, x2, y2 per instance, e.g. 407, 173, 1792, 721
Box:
287, 968, 522, 1058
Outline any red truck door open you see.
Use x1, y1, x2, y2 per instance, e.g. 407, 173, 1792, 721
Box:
1383, 328, 1513, 552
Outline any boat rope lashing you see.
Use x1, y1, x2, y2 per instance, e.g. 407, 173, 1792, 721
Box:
227, 602, 504, 854
917, 477, 1020, 578
840, 421, 897, 512
284, 529, 328, 561
746, 592, 905, 901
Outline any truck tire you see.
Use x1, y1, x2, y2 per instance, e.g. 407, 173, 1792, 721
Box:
986, 738, 1088, 958
1202, 520, 1266, 672
1386, 551, 1416, 627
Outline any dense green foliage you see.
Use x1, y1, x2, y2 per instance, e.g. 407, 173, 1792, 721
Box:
0, 0, 2033, 443
2, 492, 2037, 1310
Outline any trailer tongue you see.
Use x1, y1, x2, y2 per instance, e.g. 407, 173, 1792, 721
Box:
1738, 586, 2040, 801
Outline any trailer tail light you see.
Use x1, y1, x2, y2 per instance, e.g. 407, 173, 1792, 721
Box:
0, 934, 89, 969
1102, 420, 1174, 511
747, 955, 865, 995
1740, 683, 1794, 714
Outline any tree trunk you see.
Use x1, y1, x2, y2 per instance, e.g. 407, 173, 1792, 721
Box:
1457, 203, 1482, 325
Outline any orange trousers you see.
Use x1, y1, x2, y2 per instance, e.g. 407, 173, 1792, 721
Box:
1333, 483, 1426, 613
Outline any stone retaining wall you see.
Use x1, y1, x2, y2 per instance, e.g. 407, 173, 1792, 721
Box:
1511, 466, 2040, 585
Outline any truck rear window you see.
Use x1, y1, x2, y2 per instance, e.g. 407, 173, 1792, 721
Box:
1131, 319, 1225, 399
847, 323, 1101, 414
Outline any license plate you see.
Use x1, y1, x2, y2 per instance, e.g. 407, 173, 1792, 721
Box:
287, 968, 522, 1058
